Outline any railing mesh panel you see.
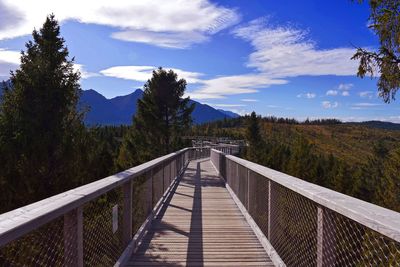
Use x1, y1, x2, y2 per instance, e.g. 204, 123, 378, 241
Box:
132, 171, 152, 235
152, 164, 164, 208
0, 217, 66, 266
209, 149, 400, 266
83, 187, 124, 266
248, 170, 269, 238
238, 164, 248, 208
270, 181, 318, 266
321, 207, 400, 266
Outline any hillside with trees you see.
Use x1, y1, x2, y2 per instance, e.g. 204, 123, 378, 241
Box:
191, 114, 400, 212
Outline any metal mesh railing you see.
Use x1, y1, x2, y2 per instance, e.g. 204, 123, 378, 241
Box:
211, 149, 400, 267
0, 147, 212, 266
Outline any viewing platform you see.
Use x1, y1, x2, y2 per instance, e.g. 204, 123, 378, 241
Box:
0, 146, 399, 266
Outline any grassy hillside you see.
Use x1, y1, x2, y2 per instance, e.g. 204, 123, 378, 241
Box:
192, 117, 400, 211
260, 123, 400, 165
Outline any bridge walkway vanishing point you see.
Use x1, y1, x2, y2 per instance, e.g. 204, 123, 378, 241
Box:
127, 159, 274, 266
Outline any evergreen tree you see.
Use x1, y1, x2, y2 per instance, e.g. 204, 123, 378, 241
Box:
245, 112, 265, 163
0, 15, 85, 211
118, 68, 194, 169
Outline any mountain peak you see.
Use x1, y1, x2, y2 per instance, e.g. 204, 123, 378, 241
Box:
80, 89, 239, 125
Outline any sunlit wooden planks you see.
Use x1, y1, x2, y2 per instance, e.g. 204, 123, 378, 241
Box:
126, 159, 273, 267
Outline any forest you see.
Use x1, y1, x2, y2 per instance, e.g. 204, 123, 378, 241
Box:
191, 114, 400, 212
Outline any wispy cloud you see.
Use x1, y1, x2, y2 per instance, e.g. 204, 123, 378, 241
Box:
351, 102, 382, 109
0, 0, 240, 48
359, 91, 374, 99
322, 101, 339, 109
241, 98, 258, 102
297, 92, 316, 99
187, 74, 287, 99
338, 83, 353, 90
232, 18, 358, 78
326, 90, 338, 96
73, 64, 100, 79
100, 65, 203, 84
205, 103, 246, 108
342, 91, 350, 96
0, 48, 20, 78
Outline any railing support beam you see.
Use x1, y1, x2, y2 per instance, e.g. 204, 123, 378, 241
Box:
63, 207, 83, 267
267, 180, 271, 240
317, 206, 324, 267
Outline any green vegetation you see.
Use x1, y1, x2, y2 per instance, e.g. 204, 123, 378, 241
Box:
191, 115, 400, 212
117, 67, 193, 169
0, 16, 193, 214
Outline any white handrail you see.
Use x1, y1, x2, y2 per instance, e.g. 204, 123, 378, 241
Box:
211, 149, 400, 243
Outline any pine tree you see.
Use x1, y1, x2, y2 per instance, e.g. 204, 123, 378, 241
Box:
245, 112, 265, 163
117, 68, 194, 168
0, 15, 85, 211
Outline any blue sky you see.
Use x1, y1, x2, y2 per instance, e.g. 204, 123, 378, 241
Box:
0, 0, 399, 122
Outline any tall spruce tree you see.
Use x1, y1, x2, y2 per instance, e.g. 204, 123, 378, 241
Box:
245, 112, 265, 163
0, 15, 85, 211
117, 68, 194, 169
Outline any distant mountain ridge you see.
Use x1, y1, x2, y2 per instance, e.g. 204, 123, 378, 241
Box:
80, 89, 239, 125
348, 120, 400, 131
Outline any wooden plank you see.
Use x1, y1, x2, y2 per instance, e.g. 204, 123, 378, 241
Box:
126, 159, 273, 266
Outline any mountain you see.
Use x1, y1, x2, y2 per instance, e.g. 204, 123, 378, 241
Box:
217, 109, 240, 118
80, 89, 239, 125
348, 120, 400, 131
0, 80, 12, 96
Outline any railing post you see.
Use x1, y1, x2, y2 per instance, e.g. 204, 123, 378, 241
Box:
267, 180, 271, 240
162, 162, 165, 193
317, 206, 323, 267
123, 180, 133, 247
247, 169, 250, 210
63, 207, 83, 267
147, 170, 153, 214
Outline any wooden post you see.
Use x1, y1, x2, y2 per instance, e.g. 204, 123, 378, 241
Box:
63, 207, 83, 267
147, 170, 153, 214
123, 181, 133, 247
247, 169, 250, 211
317, 206, 323, 267
267, 180, 271, 240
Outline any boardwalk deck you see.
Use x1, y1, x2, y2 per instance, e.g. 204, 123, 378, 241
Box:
126, 159, 274, 267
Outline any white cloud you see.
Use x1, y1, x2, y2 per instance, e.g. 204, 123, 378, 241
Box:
241, 98, 258, 102
0, 0, 239, 48
100, 65, 203, 84
187, 73, 287, 99
297, 92, 316, 99
338, 83, 353, 90
351, 102, 382, 109
322, 101, 339, 109
342, 91, 350, 96
206, 103, 246, 108
359, 91, 374, 99
101, 65, 286, 100
232, 18, 358, 78
73, 64, 99, 79
0, 48, 20, 77
326, 90, 338, 96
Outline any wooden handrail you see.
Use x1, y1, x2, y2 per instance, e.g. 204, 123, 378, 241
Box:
0, 148, 190, 247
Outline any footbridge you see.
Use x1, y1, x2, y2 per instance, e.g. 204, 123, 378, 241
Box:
0, 147, 399, 266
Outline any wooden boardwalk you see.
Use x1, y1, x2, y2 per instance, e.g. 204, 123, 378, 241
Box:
126, 159, 274, 267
